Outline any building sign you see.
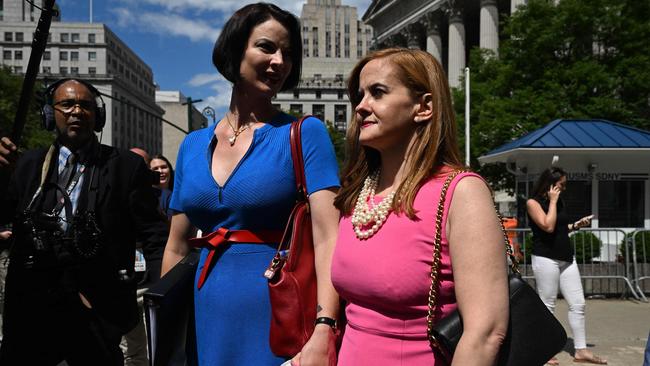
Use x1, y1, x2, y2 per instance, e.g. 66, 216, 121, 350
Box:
523, 172, 650, 181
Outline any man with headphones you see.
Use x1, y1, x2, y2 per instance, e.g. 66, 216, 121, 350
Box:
0, 78, 168, 365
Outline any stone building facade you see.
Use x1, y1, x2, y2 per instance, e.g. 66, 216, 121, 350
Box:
363, 0, 526, 87
274, 0, 373, 131
155, 90, 207, 168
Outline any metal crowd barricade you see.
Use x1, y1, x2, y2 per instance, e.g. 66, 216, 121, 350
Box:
631, 229, 650, 302
505, 228, 641, 300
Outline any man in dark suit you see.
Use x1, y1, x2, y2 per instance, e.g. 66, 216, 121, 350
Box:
0, 78, 167, 365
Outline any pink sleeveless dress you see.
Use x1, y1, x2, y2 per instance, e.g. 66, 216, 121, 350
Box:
331, 171, 480, 366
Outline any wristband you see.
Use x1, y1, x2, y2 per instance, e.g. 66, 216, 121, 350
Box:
314, 316, 337, 329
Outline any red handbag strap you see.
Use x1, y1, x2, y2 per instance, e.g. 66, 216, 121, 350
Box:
290, 116, 311, 201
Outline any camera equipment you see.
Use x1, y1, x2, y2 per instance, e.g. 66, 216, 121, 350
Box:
150, 170, 161, 186
18, 208, 103, 270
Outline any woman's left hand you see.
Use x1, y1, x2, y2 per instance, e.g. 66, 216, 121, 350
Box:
290, 325, 337, 366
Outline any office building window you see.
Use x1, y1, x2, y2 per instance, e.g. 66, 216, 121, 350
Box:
60, 67, 68, 75
60, 33, 69, 43
0, 0, 3, 21
15, 32, 23, 42
3, 50, 11, 60
14, 66, 22, 73
70, 51, 79, 61
71, 67, 79, 74
60, 51, 68, 61
290, 104, 303, 115
312, 104, 325, 122
14, 50, 22, 60
71, 33, 80, 43
325, 31, 331, 57
88, 51, 96, 61
335, 104, 347, 130
42, 66, 51, 73
4, 32, 12, 42
43, 50, 51, 60
88, 33, 96, 43
88, 67, 96, 75
312, 27, 319, 57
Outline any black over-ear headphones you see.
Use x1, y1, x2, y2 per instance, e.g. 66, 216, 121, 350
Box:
41, 78, 107, 132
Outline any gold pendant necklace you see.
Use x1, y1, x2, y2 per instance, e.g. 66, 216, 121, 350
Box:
225, 113, 252, 146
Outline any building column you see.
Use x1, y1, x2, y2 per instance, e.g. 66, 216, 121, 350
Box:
425, 11, 443, 63
447, 1, 465, 88
511, 0, 526, 13
405, 22, 424, 50
480, 0, 499, 55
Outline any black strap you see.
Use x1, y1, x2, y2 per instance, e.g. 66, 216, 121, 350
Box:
52, 162, 85, 217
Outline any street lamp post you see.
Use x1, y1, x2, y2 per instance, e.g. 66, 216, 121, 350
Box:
182, 97, 202, 132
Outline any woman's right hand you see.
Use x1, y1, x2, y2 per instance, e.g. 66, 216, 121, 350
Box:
548, 184, 561, 202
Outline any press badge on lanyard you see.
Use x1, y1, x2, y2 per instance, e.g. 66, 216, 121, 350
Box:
135, 249, 146, 272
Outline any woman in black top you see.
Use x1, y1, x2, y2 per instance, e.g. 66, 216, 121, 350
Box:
527, 167, 606, 365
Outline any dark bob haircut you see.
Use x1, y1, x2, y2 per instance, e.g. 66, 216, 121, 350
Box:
212, 2, 302, 91
530, 167, 567, 200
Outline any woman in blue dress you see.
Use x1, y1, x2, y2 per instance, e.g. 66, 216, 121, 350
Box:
160, 3, 341, 365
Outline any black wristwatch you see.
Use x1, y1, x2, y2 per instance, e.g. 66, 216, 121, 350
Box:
314, 316, 337, 329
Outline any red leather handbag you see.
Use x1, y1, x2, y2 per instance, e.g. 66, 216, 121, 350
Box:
264, 116, 318, 357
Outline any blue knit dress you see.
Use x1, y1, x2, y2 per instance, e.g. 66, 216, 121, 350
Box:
169, 113, 340, 365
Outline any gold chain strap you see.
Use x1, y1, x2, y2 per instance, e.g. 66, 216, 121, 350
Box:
426, 170, 520, 351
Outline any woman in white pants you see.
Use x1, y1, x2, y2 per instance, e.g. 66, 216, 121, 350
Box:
527, 167, 607, 365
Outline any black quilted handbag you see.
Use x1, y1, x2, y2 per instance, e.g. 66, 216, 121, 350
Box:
427, 170, 567, 366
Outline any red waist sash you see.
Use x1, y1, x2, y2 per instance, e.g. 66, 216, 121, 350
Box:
188, 228, 283, 289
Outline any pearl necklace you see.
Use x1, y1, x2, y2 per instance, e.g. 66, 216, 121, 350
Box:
351, 170, 396, 239
225, 114, 253, 146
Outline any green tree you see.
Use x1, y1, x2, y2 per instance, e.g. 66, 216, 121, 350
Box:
454, 0, 650, 189
325, 122, 345, 168
0, 66, 52, 149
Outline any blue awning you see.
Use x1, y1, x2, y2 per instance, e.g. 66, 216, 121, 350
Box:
478, 119, 650, 164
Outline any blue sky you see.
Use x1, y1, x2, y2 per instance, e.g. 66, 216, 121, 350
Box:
55, 0, 372, 117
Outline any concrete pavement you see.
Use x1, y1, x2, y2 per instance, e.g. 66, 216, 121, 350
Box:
551, 299, 649, 366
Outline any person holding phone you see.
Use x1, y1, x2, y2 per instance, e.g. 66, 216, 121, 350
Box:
527, 167, 607, 365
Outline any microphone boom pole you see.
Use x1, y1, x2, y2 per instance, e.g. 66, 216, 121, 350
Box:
11, 0, 57, 145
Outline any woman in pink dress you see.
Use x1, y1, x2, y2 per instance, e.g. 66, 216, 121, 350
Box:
331, 48, 509, 365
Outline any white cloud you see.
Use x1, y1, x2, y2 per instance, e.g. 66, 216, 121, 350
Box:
195, 92, 231, 113
113, 8, 220, 42
187, 72, 232, 112
188, 73, 225, 87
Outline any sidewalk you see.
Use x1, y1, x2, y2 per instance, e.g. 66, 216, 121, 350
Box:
551, 299, 649, 366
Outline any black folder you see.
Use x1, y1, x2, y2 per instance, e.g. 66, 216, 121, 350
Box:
143, 251, 199, 366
